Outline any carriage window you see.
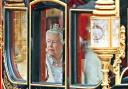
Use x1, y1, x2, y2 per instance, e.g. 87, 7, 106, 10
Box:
4, 10, 28, 83
70, 9, 102, 88
30, 1, 66, 86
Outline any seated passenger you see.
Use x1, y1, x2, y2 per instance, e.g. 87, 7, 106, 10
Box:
80, 37, 102, 85
45, 24, 64, 84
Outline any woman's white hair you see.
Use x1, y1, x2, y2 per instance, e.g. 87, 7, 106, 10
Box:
46, 24, 64, 44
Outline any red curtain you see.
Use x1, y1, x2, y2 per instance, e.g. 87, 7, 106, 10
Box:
40, 10, 47, 81
77, 13, 91, 83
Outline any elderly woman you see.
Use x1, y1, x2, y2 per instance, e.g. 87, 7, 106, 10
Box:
45, 24, 64, 84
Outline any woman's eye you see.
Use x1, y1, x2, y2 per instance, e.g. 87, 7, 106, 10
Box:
47, 40, 51, 43
53, 41, 57, 43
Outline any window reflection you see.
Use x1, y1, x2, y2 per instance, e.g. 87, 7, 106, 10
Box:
11, 11, 27, 80
46, 8, 64, 30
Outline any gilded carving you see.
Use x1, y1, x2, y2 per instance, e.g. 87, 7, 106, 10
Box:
112, 25, 126, 84
3, 69, 18, 89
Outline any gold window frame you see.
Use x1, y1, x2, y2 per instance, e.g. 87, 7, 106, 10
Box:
29, 0, 68, 88
3, 6, 28, 85
69, 9, 102, 89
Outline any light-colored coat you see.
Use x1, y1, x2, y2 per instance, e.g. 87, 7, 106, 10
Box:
84, 49, 102, 85
46, 54, 63, 84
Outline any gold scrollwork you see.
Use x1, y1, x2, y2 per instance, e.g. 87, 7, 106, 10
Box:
112, 25, 126, 85
2, 69, 19, 89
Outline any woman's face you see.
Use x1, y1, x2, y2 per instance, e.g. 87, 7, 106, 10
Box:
46, 33, 63, 58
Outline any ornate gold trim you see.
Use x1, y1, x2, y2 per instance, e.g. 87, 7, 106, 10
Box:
5, 3, 25, 7
115, 0, 120, 16
92, 1, 120, 89
93, 49, 115, 89
30, 83, 65, 88
30, 0, 66, 7
112, 25, 126, 84
94, 0, 116, 15
4, 7, 27, 10
2, 68, 19, 89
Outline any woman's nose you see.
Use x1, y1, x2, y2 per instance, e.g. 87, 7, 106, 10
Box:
49, 41, 53, 47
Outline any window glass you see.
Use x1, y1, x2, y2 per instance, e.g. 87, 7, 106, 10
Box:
30, 1, 65, 85
4, 10, 28, 82
70, 10, 102, 87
